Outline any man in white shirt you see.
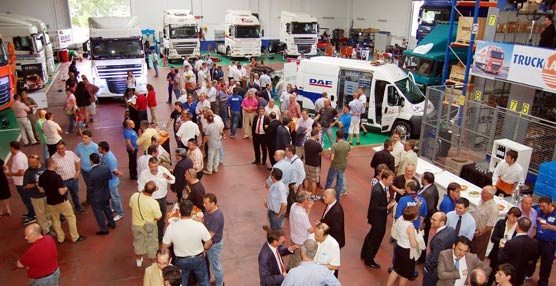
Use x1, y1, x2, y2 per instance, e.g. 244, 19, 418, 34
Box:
259, 70, 272, 89
198, 62, 209, 88
137, 157, 176, 242
285, 145, 306, 215
7, 141, 34, 223
391, 129, 405, 173
492, 150, 524, 196
357, 87, 369, 135
265, 100, 281, 120
42, 112, 63, 157
309, 222, 340, 276
207, 80, 218, 112
137, 145, 159, 177
183, 65, 196, 92
397, 140, 418, 176
288, 191, 314, 269
294, 110, 313, 159
176, 112, 200, 148
162, 199, 212, 286
280, 84, 293, 113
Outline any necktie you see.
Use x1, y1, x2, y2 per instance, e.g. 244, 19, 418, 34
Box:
454, 258, 460, 271
455, 215, 462, 236
276, 248, 285, 273
257, 117, 263, 134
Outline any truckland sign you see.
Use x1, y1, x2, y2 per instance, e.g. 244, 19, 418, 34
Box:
471, 40, 556, 93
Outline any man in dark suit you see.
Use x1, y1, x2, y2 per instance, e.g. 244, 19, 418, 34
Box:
500, 217, 540, 286
88, 153, 115, 235
266, 112, 281, 166
539, 15, 556, 48
361, 169, 396, 268
252, 107, 270, 165
423, 212, 456, 286
171, 148, 193, 202
261, 84, 272, 102
275, 117, 292, 152
418, 172, 440, 263
258, 227, 295, 286
437, 236, 491, 286
370, 139, 395, 172
321, 188, 345, 249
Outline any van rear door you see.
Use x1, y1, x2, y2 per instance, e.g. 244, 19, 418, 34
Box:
337, 69, 372, 111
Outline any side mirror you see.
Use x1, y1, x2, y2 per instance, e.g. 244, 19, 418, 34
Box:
286, 23, 291, 34
400, 97, 405, 107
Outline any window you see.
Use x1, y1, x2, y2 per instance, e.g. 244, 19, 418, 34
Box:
169, 25, 198, 39
12, 36, 33, 52
235, 26, 260, 38
0, 39, 7, 66
69, 0, 131, 27
291, 22, 318, 34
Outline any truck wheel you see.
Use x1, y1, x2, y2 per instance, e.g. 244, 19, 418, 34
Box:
392, 121, 412, 139
226, 47, 231, 58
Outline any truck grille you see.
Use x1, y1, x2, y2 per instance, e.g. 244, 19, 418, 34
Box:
297, 45, 313, 53
0, 76, 10, 107
174, 43, 197, 55
491, 63, 501, 71
96, 64, 142, 94
293, 37, 316, 45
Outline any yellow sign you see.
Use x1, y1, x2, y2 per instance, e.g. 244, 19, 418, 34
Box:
475, 90, 482, 101
509, 100, 518, 111
459, 95, 466, 106
489, 15, 497, 26
521, 103, 530, 114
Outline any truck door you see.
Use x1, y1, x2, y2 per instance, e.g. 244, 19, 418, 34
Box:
381, 83, 402, 132
337, 69, 372, 112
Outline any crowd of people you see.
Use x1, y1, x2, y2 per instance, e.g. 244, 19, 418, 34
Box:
2, 54, 556, 286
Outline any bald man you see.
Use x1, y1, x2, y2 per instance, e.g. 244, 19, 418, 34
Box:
423, 212, 456, 286
17, 223, 60, 285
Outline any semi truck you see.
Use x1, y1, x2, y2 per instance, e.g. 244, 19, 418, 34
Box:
88, 16, 147, 97
217, 10, 261, 58
279, 11, 318, 57
161, 9, 200, 61
0, 13, 56, 79
296, 56, 433, 137
474, 45, 504, 74
0, 15, 48, 108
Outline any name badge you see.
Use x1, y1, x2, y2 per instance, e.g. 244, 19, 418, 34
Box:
548, 217, 555, 223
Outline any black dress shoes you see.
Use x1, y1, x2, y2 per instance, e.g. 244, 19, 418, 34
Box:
96, 231, 109, 235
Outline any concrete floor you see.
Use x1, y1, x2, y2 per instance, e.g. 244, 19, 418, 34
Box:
1, 60, 554, 286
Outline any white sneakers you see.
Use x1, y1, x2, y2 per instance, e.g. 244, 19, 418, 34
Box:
113, 215, 123, 221
136, 257, 143, 267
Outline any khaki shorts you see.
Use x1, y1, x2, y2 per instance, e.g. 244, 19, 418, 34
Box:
132, 222, 159, 259
305, 165, 321, 182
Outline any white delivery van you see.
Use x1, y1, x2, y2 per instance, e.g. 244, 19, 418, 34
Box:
162, 9, 200, 61
88, 16, 147, 97
217, 10, 261, 58
279, 11, 318, 57
0, 15, 49, 108
0, 13, 56, 79
296, 56, 433, 137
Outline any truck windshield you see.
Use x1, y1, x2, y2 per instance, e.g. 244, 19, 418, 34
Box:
490, 51, 504, 60
169, 25, 197, 39
0, 40, 7, 66
235, 26, 260, 38
91, 38, 143, 60
395, 78, 426, 104
401, 55, 434, 76
12, 36, 34, 52
291, 22, 318, 34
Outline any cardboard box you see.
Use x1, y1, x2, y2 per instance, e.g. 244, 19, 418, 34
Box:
456, 17, 487, 43
449, 64, 475, 83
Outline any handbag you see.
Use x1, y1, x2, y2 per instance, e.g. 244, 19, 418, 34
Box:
64, 105, 77, 116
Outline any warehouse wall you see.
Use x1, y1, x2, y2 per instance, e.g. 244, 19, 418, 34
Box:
0, 0, 72, 31
351, 0, 413, 40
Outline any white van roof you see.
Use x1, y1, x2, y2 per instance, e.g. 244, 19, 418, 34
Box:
304, 56, 407, 83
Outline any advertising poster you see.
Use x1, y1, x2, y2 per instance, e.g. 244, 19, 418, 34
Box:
470, 41, 514, 80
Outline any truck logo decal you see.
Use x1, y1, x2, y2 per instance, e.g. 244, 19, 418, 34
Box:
309, 78, 332, 88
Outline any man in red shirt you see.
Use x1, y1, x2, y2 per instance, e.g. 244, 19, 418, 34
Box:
17, 223, 60, 285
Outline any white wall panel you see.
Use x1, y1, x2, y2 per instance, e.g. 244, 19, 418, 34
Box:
1, 0, 71, 31
351, 0, 412, 39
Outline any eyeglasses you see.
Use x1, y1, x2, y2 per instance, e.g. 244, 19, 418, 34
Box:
29, 155, 40, 160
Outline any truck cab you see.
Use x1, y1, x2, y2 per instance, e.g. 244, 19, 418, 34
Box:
217, 10, 261, 58
0, 34, 15, 111
474, 45, 504, 74
88, 16, 147, 97
162, 9, 200, 61
296, 56, 433, 137
279, 11, 318, 57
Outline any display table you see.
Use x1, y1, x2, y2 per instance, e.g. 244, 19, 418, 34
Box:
371, 146, 444, 180
434, 170, 513, 216
460, 163, 493, 188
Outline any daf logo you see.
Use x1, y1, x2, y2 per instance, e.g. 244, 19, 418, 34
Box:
309, 78, 333, 88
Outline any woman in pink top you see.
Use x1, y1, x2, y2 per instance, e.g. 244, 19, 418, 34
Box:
240, 90, 259, 139
63, 88, 77, 134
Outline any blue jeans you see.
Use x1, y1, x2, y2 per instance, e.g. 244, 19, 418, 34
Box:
168, 85, 173, 102
68, 114, 75, 133
230, 111, 241, 137
268, 210, 285, 230
110, 187, 124, 216
218, 103, 229, 129
207, 240, 224, 286
174, 88, 181, 100
16, 185, 35, 218
41, 142, 49, 161
219, 148, 224, 163
175, 255, 210, 286
29, 267, 59, 286
322, 127, 335, 147
153, 63, 159, 77
63, 178, 83, 212
324, 167, 346, 201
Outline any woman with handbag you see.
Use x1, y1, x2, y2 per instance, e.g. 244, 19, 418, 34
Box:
75, 81, 91, 126
63, 88, 77, 134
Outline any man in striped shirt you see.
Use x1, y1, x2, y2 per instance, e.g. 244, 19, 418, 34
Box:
50, 141, 84, 214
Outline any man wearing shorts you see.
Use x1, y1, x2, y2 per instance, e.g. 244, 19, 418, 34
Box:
130, 181, 162, 268
303, 129, 323, 200
348, 93, 365, 145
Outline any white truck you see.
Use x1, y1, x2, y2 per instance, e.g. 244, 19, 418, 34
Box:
279, 11, 318, 57
217, 10, 261, 58
0, 13, 56, 79
295, 56, 434, 137
0, 15, 49, 108
161, 9, 200, 61
88, 16, 147, 97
